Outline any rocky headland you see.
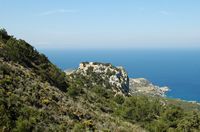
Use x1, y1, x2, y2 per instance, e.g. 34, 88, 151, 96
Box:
67, 62, 129, 95
66, 62, 170, 97
129, 78, 169, 97
1, 29, 200, 132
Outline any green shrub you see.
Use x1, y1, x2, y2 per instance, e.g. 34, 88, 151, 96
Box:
72, 123, 85, 132
146, 119, 169, 132
113, 95, 125, 105
177, 111, 200, 131
13, 118, 34, 132
0, 30, 68, 92
92, 86, 113, 99
67, 85, 82, 97
0, 76, 12, 85
122, 96, 162, 122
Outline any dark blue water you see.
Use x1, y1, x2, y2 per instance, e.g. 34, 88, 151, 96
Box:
40, 49, 200, 102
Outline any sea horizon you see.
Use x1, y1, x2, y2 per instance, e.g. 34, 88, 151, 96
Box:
40, 48, 200, 102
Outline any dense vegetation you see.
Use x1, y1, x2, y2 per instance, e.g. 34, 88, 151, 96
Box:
68, 73, 200, 132
0, 29, 68, 91
1, 28, 200, 131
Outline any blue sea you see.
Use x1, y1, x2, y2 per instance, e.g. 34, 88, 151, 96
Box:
40, 49, 200, 102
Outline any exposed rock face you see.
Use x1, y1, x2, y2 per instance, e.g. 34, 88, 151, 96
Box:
129, 78, 169, 97
73, 62, 129, 94
64, 69, 75, 75
66, 62, 169, 97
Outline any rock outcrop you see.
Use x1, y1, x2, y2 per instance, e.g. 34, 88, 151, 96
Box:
3, 29, 200, 132
129, 78, 169, 97
69, 62, 129, 94
66, 62, 170, 97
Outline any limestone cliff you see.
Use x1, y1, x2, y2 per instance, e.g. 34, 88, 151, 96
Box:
72, 62, 129, 94
66, 62, 169, 97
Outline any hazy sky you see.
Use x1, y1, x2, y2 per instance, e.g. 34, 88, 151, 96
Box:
0, 0, 200, 49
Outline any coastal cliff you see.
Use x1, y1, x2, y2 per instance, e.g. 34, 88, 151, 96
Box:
66, 62, 169, 97
1, 29, 200, 132
74, 62, 129, 94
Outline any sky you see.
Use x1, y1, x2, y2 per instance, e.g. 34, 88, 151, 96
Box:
0, 0, 200, 49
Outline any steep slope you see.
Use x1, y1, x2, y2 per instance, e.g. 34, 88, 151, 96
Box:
70, 62, 129, 94
66, 62, 200, 132
0, 58, 145, 131
0, 29, 145, 131
0, 29, 68, 91
1, 29, 200, 132
67, 62, 170, 97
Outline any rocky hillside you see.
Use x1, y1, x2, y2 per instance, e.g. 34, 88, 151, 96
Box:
129, 78, 169, 97
67, 62, 169, 97
0, 29, 144, 131
71, 62, 129, 94
1, 29, 200, 132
